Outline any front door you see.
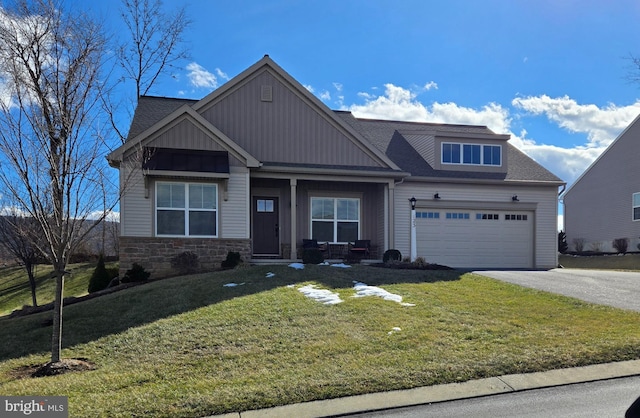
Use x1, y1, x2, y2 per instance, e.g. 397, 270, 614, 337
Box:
253, 196, 279, 255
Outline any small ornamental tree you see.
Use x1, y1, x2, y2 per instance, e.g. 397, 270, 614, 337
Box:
612, 238, 629, 254
558, 231, 568, 254
88, 254, 111, 293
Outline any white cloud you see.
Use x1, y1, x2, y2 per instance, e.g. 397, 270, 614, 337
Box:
424, 81, 438, 90
215, 68, 229, 82
338, 84, 640, 185
512, 95, 640, 148
319, 90, 331, 101
303, 84, 314, 93
186, 62, 218, 89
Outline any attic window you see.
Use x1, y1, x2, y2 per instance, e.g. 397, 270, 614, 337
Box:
143, 148, 230, 173
261, 85, 273, 102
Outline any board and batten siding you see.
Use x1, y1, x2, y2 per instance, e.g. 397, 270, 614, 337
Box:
564, 117, 640, 252
199, 70, 385, 168
141, 118, 245, 166
393, 183, 559, 268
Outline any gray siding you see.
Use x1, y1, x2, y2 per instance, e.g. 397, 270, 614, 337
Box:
200, 70, 385, 168
220, 167, 250, 238
394, 183, 559, 268
120, 166, 152, 237
145, 118, 244, 166
564, 116, 640, 252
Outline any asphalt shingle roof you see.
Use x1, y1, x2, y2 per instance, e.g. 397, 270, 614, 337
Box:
126, 95, 563, 184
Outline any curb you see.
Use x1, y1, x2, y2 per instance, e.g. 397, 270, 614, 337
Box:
206, 360, 640, 418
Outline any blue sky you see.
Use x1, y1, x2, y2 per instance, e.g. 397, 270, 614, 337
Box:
94, 0, 640, 225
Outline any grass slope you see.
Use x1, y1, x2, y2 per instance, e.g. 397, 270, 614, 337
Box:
0, 263, 116, 316
1, 264, 640, 417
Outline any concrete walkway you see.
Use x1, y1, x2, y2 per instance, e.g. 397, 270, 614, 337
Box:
207, 360, 640, 418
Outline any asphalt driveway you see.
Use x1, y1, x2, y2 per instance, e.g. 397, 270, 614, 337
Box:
476, 269, 640, 312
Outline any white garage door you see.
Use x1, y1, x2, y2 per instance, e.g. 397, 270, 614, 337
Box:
416, 209, 533, 268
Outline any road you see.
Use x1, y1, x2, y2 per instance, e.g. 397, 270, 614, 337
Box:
343, 376, 640, 417
476, 268, 640, 312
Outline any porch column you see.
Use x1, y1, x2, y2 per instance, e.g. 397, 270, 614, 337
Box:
387, 181, 395, 250
290, 178, 297, 260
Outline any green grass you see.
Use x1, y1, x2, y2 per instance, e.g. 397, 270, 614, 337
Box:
0, 262, 118, 316
559, 253, 640, 270
1, 263, 640, 417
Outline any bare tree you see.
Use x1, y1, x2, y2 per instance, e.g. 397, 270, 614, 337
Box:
117, 0, 191, 101
0, 211, 45, 307
0, 0, 116, 366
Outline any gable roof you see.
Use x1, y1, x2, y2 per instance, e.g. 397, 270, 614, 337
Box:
107, 102, 261, 168
563, 112, 640, 198
335, 111, 564, 184
110, 56, 563, 186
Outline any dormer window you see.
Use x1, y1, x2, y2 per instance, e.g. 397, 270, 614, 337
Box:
442, 143, 501, 166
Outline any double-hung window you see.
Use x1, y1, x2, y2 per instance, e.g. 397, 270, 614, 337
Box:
442, 143, 502, 166
633, 193, 640, 221
311, 197, 360, 243
156, 182, 217, 237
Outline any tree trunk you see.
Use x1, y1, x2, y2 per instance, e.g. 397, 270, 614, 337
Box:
27, 263, 37, 307
50, 268, 64, 363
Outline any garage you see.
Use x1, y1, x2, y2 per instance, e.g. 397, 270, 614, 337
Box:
416, 209, 534, 268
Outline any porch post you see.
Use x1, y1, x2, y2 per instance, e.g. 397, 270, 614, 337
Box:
290, 178, 297, 260
409, 196, 417, 261
387, 181, 395, 250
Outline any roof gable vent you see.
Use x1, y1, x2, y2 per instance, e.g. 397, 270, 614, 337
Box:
261, 85, 273, 102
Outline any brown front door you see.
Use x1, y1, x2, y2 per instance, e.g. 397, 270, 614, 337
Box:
253, 196, 279, 255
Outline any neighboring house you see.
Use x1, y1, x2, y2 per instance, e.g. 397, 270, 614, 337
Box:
108, 55, 564, 277
563, 113, 640, 253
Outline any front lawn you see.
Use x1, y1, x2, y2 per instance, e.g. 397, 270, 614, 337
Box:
559, 253, 640, 270
1, 264, 640, 417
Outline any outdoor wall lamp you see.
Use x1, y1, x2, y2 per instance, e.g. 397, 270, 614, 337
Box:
409, 196, 417, 210
512, 195, 519, 202
433, 193, 441, 200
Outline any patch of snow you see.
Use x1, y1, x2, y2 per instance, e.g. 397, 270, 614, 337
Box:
330, 263, 352, 268
265, 272, 275, 278
288, 263, 305, 270
318, 261, 330, 266
223, 282, 245, 287
352, 281, 415, 306
297, 284, 343, 305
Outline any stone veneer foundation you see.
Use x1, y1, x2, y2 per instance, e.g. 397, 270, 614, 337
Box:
119, 237, 252, 278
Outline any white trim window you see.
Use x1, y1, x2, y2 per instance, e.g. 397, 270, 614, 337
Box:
311, 197, 360, 243
156, 182, 218, 237
633, 193, 640, 221
442, 143, 502, 166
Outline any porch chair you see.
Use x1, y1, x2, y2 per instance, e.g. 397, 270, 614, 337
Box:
302, 239, 329, 257
349, 240, 370, 259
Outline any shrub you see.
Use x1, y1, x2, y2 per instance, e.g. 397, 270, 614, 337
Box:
221, 251, 242, 269
383, 249, 402, 263
302, 248, 324, 264
612, 238, 629, 254
122, 263, 150, 283
573, 238, 585, 253
558, 231, 568, 254
88, 254, 111, 293
412, 256, 428, 268
171, 251, 199, 274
